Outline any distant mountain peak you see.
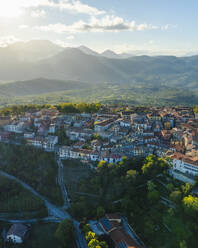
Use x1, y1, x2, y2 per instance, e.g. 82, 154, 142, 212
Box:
77, 46, 99, 56
101, 49, 120, 59
102, 49, 117, 55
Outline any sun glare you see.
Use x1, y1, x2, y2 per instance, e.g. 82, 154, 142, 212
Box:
0, 2, 22, 18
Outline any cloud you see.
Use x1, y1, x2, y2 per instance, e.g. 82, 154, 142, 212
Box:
56, 0, 105, 16
0, 36, 22, 47
161, 24, 178, 30
67, 35, 75, 40
34, 15, 160, 33
137, 23, 158, 31
18, 25, 29, 29
11, 0, 105, 16
31, 9, 46, 18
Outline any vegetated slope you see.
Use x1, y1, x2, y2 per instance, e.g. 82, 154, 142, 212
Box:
1, 44, 198, 88
1, 44, 198, 105
0, 78, 90, 97
36, 48, 128, 83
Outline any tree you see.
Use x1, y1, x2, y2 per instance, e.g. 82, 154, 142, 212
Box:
183, 195, 198, 217
147, 181, 156, 192
126, 169, 138, 183
179, 240, 187, 248
97, 160, 107, 169
122, 156, 128, 163
147, 190, 160, 203
86, 232, 96, 242
55, 219, 74, 248
144, 219, 155, 237
92, 133, 101, 140
97, 206, 105, 219
0, 237, 3, 248
169, 190, 182, 204
142, 155, 168, 177
83, 224, 91, 234
99, 241, 109, 248
181, 183, 191, 196
88, 238, 100, 248
166, 183, 174, 192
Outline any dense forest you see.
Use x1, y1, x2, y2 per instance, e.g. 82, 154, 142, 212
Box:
0, 144, 62, 205
66, 156, 198, 248
0, 176, 46, 217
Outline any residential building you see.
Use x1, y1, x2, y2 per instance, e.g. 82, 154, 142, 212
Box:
7, 224, 30, 244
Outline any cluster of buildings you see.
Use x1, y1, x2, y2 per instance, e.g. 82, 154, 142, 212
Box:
1, 105, 198, 180
0, 108, 59, 151
5, 214, 144, 247
89, 213, 144, 248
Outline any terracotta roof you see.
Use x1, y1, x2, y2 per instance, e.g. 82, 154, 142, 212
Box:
110, 229, 141, 248
169, 152, 198, 166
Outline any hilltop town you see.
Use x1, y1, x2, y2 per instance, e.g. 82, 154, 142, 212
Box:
0, 104, 198, 248
0, 105, 198, 180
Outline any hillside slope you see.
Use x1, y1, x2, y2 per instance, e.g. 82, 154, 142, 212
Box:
0, 78, 90, 97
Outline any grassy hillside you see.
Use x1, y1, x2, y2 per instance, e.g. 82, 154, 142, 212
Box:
0, 78, 90, 97
0, 80, 197, 106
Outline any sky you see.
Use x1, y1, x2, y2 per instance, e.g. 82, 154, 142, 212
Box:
0, 0, 198, 55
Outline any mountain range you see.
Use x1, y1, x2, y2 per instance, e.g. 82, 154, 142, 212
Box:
1, 40, 198, 106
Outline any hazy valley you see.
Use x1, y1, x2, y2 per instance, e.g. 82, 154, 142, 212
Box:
1, 41, 198, 106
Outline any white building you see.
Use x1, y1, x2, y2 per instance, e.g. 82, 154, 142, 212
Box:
59, 146, 99, 161
94, 119, 114, 133
7, 224, 29, 244
4, 122, 24, 133
24, 132, 35, 139
48, 124, 56, 134
170, 153, 198, 176
120, 120, 131, 128
59, 146, 72, 159
43, 135, 58, 151
26, 135, 58, 151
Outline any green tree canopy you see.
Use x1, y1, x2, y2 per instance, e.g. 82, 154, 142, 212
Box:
55, 219, 74, 248
183, 195, 198, 217
170, 190, 182, 204
96, 206, 105, 219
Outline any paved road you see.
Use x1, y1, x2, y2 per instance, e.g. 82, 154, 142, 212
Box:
0, 156, 88, 248
0, 166, 87, 248
0, 217, 61, 224
73, 220, 88, 248
0, 170, 71, 220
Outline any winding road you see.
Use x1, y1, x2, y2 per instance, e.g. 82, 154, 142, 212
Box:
0, 159, 87, 248
0, 170, 71, 220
